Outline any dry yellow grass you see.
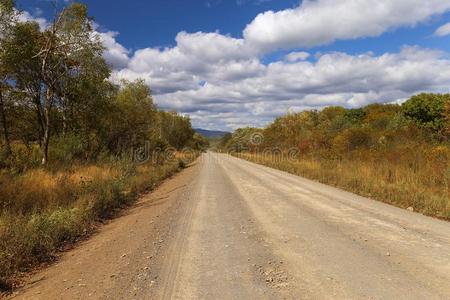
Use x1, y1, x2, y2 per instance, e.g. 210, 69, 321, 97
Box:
69, 165, 120, 185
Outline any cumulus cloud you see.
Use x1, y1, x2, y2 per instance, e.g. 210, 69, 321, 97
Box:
113, 31, 262, 94
244, 0, 450, 52
123, 45, 450, 130
107, 26, 450, 130
95, 30, 130, 69
434, 22, 450, 37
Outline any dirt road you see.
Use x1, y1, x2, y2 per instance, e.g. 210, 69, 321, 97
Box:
11, 153, 450, 299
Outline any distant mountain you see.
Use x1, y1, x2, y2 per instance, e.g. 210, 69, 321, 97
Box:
195, 128, 230, 138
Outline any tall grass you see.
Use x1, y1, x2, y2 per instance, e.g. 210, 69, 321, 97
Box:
236, 150, 450, 220
0, 155, 195, 289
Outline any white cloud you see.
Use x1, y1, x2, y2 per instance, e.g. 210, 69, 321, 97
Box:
109, 36, 450, 130
175, 31, 254, 62
144, 46, 450, 130
18, 10, 48, 29
113, 31, 262, 94
95, 30, 130, 69
244, 0, 450, 52
435, 22, 450, 37
285, 51, 310, 62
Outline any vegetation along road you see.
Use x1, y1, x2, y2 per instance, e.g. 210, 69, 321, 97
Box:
11, 152, 450, 299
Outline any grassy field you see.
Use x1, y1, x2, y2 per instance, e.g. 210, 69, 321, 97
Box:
235, 152, 450, 221
0, 154, 196, 289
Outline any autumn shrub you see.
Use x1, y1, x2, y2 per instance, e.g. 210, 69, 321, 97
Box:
332, 127, 373, 153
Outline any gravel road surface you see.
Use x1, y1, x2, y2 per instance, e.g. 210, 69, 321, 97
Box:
11, 153, 450, 299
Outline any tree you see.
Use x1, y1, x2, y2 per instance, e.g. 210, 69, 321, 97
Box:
402, 93, 450, 134
33, 3, 104, 164
2, 21, 44, 145
108, 80, 157, 153
158, 111, 195, 150
0, 1, 200, 171
0, 0, 17, 152
189, 133, 209, 151
219, 133, 232, 150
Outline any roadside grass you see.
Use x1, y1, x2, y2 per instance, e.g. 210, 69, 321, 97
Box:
235, 152, 450, 221
0, 154, 196, 290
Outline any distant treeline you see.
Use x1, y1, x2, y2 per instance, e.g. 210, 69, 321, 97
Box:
0, 0, 208, 170
220, 93, 449, 155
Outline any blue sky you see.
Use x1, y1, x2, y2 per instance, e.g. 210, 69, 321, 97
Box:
18, 0, 299, 49
17, 0, 450, 130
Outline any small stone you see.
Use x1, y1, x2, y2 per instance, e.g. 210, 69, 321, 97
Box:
121, 253, 127, 258
386, 252, 391, 256
407, 206, 414, 212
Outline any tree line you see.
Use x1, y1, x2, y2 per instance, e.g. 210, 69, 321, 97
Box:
220, 93, 449, 157
0, 0, 207, 170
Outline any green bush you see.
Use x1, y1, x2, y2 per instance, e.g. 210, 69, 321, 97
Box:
49, 134, 85, 166
402, 93, 449, 133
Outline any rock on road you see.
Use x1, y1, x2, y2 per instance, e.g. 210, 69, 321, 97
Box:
11, 152, 450, 299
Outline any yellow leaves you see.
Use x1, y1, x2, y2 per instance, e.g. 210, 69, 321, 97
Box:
332, 127, 373, 154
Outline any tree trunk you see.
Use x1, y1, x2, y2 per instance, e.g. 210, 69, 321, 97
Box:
32, 87, 45, 147
41, 88, 53, 165
60, 95, 70, 136
62, 101, 67, 136
0, 87, 11, 152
